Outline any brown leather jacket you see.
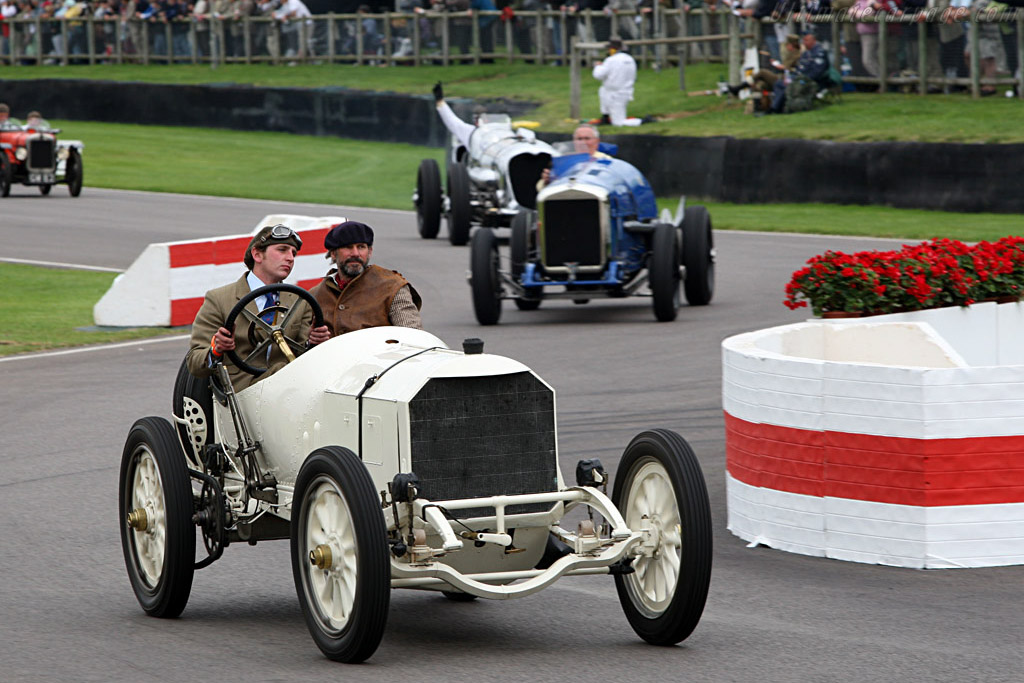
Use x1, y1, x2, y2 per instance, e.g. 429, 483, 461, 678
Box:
310, 264, 422, 336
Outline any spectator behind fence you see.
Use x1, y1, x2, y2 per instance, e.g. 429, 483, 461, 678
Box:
967, 0, 1005, 95
1, 0, 16, 58
276, 0, 311, 61
854, 0, 903, 78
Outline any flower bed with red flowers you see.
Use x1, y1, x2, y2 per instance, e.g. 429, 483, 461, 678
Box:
784, 237, 1024, 316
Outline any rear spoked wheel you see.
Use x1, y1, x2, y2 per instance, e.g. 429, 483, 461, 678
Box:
119, 416, 196, 618
612, 429, 712, 646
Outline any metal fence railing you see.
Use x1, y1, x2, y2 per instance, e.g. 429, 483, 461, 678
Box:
1, 8, 1020, 101
0, 9, 740, 69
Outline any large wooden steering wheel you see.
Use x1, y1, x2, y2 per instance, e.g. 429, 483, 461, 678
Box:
223, 284, 324, 377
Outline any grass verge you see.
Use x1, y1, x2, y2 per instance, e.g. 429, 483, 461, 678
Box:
8, 62, 1024, 142
0, 264, 183, 356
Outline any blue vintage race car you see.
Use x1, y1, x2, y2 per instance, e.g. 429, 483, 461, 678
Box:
469, 152, 715, 324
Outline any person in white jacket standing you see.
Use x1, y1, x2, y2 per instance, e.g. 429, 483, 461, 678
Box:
592, 39, 642, 127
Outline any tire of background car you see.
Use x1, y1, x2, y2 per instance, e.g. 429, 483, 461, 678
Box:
650, 222, 681, 322
510, 209, 541, 311
0, 153, 10, 197
681, 205, 714, 306
612, 428, 713, 646
172, 355, 214, 464
66, 148, 83, 197
470, 227, 503, 325
119, 416, 196, 619
441, 590, 478, 602
447, 161, 472, 246
291, 446, 390, 663
416, 158, 442, 239
39, 184, 51, 196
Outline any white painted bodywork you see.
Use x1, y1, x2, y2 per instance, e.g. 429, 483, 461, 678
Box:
189, 326, 647, 597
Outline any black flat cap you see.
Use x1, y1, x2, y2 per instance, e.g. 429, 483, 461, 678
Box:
324, 220, 374, 250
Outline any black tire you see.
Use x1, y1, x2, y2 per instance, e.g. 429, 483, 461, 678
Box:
39, 184, 52, 196
119, 416, 196, 618
171, 355, 213, 464
470, 227, 502, 325
0, 153, 10, 197
681, 205, 714, 306
447, 161, 472, 246
66, 148, 83, 197
650, 222, 681, 322
612, 429, 712, 646
292, 446, 390, 663
416, 158, 442, 239
510, 210, 541, 311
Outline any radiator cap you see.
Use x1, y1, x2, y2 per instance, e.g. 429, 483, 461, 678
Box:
463, 338, 484, 354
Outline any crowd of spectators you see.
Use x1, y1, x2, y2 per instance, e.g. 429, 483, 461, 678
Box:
737, 0, 1020, 93
0, 0, 1019, 92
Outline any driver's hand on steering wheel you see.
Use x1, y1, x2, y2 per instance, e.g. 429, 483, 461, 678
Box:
212, 326, 235, 356
307, 324, 331, 347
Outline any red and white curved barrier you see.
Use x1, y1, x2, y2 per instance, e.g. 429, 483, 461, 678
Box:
723, 304, 1024, 569
94, 214, 344, 327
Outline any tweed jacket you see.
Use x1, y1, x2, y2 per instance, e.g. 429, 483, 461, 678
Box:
186, 274, 313, 392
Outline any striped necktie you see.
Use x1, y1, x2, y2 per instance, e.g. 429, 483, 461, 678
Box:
260, 291, 279, 326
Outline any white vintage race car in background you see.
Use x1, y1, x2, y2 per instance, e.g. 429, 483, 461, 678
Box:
119, 285, 712, 662
413, 114, 556, 245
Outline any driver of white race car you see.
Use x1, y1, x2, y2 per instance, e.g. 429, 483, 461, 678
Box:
185, 224, 331, 391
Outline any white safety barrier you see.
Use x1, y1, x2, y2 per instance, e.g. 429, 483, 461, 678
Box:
722, 303, 1024, 569
94, 214, 345, 327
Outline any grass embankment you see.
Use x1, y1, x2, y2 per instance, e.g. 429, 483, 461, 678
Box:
0, 264, 183, 355
56, 118, 1024, 241
8, 62, 1024, 142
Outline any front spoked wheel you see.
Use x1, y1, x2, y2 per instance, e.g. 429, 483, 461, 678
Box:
612, 429, 712, 646
119, 416, 196, 618
292, 446, 390, 663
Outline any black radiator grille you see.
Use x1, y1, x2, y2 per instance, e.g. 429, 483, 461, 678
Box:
28, 138, 55, 171
409, 372, 557, 517
542, 198, 603, 269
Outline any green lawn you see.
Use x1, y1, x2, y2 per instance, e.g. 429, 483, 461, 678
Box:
7, 62, 1024, 142
0, 264, 184, 355
50, 118, 1022, 242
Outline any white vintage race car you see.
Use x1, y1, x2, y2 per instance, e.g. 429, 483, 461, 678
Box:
413, 114, 556, 245
119, 286, 712, 663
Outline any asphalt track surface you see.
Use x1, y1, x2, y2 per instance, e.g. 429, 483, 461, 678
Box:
2, 187, 1021, 682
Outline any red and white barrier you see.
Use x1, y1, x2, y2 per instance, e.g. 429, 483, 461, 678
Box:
94, 214, 345, 327
722, 305, 1024, 569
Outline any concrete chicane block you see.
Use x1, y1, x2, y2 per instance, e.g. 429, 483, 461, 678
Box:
727, 475, 826, 557
722, 307, 1024, 567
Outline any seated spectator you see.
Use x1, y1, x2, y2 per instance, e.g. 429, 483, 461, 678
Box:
725, 33, 802, 96
770, 31, 836, 113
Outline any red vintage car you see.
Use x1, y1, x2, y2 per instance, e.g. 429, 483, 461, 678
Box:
0, 117, 84, 198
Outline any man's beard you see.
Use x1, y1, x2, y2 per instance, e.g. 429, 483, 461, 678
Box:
338, 257, 367, 278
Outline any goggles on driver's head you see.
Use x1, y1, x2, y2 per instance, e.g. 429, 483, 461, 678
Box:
260, 224, 302, 248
